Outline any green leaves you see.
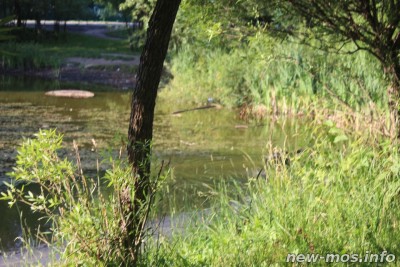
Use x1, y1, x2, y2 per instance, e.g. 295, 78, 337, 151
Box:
0, 129, 167, 265
333, 134, 349, 144
324, 120, 349, 144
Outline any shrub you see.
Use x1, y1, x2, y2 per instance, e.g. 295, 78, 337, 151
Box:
0, 129, 166, 266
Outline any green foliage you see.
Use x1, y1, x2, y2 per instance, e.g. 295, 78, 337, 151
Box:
0, 130, 167, 265
170, 0, 272, 49
52, 0, 94, 21
143, 126, 400, 266
120, 0, 155, 22
280, 0, 400, 120
164, 32, 387, 113
163, 0, 395, 128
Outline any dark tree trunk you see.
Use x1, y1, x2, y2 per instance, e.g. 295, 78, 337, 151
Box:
35, 18, 42, 36
13, 0, 21, 27
124, 0, 181, 265
385, 62, 400, 139
54, 20, 60, 33
380, 48, 400, 139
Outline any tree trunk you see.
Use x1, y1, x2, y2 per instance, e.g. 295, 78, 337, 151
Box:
387, 82, 400, 140
124, 0, 181, 265
54, 20, 60, 33
13, 0, 21, 27
384, 56, 400, 139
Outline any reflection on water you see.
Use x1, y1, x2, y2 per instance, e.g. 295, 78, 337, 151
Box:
0, 77, 309, 252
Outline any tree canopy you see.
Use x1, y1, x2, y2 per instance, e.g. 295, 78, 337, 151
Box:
281, 0, 400, 136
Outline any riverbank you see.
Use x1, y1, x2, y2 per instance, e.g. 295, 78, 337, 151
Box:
2, 124, 399, 266
1, 57, 137, 89
1, 16, 399, 266
0, 24, 138, 88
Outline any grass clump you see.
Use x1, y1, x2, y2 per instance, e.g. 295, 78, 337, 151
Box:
143, 123, 400, 266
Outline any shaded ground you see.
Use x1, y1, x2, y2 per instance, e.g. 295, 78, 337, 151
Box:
66, 56, 139, 67
25, 20, 134, 40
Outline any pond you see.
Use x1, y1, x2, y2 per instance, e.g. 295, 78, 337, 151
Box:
0, 76, 309, 253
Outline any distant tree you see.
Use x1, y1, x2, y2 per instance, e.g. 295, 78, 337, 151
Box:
119, 0, 155, 27
0, 0, 92, 32
13, 0, 22, 26
94, 0, 130, 21
171, 0, 273, 48
283, 0, 400, 138
124, 0, 181, 265
52, 0, 92, 33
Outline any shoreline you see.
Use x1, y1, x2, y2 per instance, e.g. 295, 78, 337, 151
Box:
0, 65, 136, 89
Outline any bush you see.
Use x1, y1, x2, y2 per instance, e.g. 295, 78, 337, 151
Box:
0, 129, 166, 266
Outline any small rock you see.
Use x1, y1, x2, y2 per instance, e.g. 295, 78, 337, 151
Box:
45, 90, 95, 98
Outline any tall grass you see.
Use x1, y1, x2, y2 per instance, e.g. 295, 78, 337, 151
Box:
143, 122, 400, 266
1, 123, 398, 265
163, 33, 388, 115
0, 42, 60, 70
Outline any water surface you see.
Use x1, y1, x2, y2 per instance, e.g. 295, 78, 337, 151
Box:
0, 77, 308, 252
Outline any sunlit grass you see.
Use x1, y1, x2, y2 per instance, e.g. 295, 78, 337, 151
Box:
144, 125, 400, 266
164, 33, 388, 113
40, 32, 135, 58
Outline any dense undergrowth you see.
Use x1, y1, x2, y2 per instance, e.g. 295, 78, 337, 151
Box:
140, 121, 400, 266
157, 28, 400, 267
1, 122, 399, 266
164, 33, 389, 120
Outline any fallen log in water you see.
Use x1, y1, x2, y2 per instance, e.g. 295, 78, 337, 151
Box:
45, 90, 95, 98
172, 104, 221, 114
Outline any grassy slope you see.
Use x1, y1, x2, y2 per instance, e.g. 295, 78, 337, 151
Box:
40, 32, 134, 58
0, 31, 135, 69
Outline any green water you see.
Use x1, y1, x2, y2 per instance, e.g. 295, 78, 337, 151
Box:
0, 77, 308, 252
